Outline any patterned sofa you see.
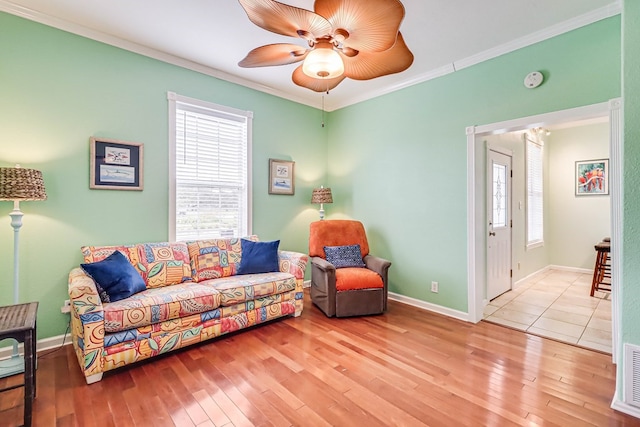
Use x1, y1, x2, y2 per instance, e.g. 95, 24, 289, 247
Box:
68, 237, 308, 384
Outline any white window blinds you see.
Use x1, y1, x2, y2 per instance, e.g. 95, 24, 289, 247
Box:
169, 93, 252, 241
526, 136, 543, 247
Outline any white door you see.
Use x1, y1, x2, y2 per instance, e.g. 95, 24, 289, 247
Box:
487, 148, 512, 300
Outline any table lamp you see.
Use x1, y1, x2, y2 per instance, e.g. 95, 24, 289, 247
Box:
0, 165, 47, 378
311, 186, 333, 220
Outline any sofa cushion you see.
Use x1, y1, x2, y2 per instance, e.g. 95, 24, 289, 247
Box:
199, 272, 296, 306
324, 244, 366, 268
335, 268, 384, 291
137, 242, 192, 288
187, 236, 259, 282
103, 283, 221, 333
81, 251, 147, 302
236, 239, 280, 275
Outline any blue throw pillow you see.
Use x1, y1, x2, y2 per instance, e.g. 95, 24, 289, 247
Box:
81, 250, 147, 302
236, 239, 280, 275
324, 244, 366, 268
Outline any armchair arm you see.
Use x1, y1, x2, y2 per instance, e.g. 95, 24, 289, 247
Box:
364, 255, 392, 311
310, 256, 338, 316
364, 255, 392, 282
310, 256, 336, 273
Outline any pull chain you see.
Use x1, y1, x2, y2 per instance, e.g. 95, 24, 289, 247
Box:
321, 93, 325, 128
321, 82, 329, 128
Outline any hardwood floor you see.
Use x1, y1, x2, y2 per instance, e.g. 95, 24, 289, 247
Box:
0, 291, 637, 426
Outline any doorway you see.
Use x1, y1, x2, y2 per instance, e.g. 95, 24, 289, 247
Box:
466, 99, 622, 360
482, 122, 611, 352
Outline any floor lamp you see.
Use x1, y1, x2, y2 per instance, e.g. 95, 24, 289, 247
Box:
311, 186, 333, 220
0, 165, 47, 378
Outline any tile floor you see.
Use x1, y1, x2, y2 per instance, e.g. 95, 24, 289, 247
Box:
483, 268, 612, 353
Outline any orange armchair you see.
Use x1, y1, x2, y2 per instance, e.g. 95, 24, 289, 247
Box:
309, 220, 392, 317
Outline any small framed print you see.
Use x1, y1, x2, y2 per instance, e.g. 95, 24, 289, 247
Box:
575, 159, 608, 196
268, 158, 295, 195
90, 137, 144, 190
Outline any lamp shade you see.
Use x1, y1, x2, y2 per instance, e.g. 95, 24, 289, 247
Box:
302, 41, 344, 79
0, 166, 47, 201
311, 187, 333, 204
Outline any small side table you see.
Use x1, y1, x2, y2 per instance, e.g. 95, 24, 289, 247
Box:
0, 302, 38, 427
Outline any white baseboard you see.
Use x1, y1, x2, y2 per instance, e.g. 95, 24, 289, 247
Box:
611, 392, 640, 419
514, 264, 592, 288
0, 332, 72, 360
388, 292, 470, 322
547, 264, 592, 274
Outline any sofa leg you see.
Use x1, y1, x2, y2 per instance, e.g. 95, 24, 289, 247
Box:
85, 373, 103, 384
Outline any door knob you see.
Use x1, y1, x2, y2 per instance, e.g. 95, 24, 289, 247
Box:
489, 232, 496, 236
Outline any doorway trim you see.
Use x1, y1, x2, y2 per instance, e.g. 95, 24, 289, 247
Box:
466, 98, 622, 360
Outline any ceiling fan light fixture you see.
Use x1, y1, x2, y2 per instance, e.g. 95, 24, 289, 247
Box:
302, 42, 344, 79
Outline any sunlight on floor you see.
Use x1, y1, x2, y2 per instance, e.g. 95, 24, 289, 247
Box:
483, 268, 611, 353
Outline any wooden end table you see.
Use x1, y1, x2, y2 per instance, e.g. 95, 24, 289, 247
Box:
0, 302, 38, 427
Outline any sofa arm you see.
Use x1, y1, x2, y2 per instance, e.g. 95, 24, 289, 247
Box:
278, 250, 309, 280
68, 267, 104, 315
68, 267, 105, 377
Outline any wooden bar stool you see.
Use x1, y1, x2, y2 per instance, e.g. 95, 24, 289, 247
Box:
590, 241, 611, 296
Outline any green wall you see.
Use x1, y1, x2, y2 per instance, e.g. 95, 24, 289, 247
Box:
0, 8, 631, 362
327, 17, 621, 312
0, 12, 327, 340
621, 0, 640, 389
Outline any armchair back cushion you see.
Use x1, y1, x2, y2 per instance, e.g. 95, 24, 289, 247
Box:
309, 220, 370, 259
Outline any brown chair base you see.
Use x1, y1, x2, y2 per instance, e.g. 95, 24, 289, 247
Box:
311, 283, 384, 317
336, 288, 385, 317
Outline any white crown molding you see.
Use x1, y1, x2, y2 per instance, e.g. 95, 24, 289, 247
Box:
0, 0, 622, 112
332, 64, 455, 110
0, 0, 319, 110
334, 2, 621, 110
454, 2, 621, 72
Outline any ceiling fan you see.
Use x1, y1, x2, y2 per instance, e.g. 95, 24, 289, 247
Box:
237, 0, 414, 92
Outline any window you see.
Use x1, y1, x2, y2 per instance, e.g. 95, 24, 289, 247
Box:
168, 92, 252, 241
526, 135, 543, 248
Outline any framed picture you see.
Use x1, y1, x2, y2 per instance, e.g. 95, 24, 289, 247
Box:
268, 158, 295, 195
90, 137, 144, 190
576, 159, 608, 196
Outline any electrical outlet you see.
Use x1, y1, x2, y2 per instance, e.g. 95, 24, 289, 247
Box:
431, 281, 439, 293
61, 299, 71, 314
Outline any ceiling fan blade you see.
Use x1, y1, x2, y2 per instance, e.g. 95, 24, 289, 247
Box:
343, 32, 413, 80
239, 44, 308, 67
314, 0, 405, 52
292, 65, 345, 92
238, 0, 332, 40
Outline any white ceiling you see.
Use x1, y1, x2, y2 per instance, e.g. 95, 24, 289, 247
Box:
1, 0, 620, 111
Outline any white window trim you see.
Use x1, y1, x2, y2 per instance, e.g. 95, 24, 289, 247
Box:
168, 91, 253, 241
525, 134, 543, 250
